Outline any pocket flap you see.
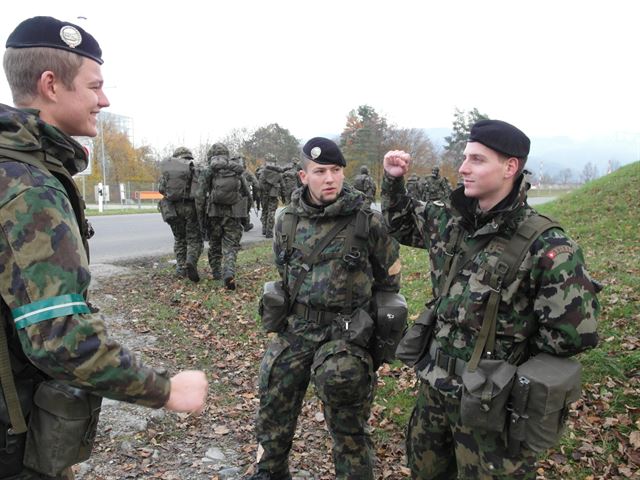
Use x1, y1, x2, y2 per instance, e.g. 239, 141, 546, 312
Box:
33, 381, 92, 420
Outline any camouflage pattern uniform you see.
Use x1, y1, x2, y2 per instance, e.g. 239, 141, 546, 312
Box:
236, 157, 260, 232
158, 148, 203, 280
259, 157, 284, 238
280, 163, 299, 205
352, 165, 377, 207
255, 185, 401, 479
0, 105, 171, 478
405, 173, 422, 201
381, 173, 600, 479
197, 144, 251, 288
422, 167, 451, 202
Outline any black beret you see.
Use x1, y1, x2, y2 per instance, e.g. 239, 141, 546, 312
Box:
468, 119, 530, 158
302, 137, 346, 167
6, 16, 103, 65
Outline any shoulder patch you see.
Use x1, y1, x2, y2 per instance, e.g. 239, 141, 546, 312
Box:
545, 245, 574, 260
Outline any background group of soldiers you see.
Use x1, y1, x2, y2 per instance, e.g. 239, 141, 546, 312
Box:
158, 146, 450, 290
158, 146, 302, 289
405, 166, 452, 202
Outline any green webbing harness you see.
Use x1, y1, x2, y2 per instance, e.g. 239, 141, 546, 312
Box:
0, 313, 27, 435
279, 207, 372, 315
466, 214, 562, 371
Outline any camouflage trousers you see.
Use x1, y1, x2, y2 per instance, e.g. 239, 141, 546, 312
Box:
205, 216, 242, 278
255, 330, 374, 479
165, 201, 203, 273
407, 381, 537, 479
260, 195, 279, 237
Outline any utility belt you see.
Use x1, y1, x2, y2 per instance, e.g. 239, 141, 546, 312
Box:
0, 379, 101, 479
292, 302, 342, 327
428, 339, 466, 377
259, 282, 407, 368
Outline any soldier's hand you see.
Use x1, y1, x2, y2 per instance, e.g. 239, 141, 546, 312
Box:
383, 150, 411, 177
164, 370, 208, 414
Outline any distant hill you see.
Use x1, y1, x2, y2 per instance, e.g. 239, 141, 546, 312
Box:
421, 128, 638, 182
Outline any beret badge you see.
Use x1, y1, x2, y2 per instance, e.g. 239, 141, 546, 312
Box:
310, 147, 321, 159
60, 25, 82, 48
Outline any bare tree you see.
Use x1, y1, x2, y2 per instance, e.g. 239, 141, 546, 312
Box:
580, 162, 598, 183
558, 168, 573, 185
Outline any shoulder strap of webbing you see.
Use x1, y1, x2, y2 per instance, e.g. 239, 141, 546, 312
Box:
467, 214, 562, 371
439, 225, 493, 298
341, 208, 372, 314
0, 310, 28, 434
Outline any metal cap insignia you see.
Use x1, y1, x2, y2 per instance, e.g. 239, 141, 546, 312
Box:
60, 25, 82, 48
310, 147, 321, 159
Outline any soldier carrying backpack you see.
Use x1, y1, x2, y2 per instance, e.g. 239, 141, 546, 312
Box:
352, 165, 377, 207
158, 147, 203, 282
197, 143, 251, 289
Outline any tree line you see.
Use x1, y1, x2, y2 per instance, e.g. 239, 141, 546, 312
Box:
77, 106, 615, 203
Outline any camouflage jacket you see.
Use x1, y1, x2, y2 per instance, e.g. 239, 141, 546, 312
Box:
0, 104, 170, 407
352, 173, 377, 201
259, 164, 284, 197
274, 185, 401, 338
382, 172, 599, 391
405, 175, 422, 200
281, 168, 299, 201
422, 175, 451, 201
243, 170, 260, 199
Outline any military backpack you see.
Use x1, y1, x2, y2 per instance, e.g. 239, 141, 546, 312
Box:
207, 156, 242, 206
160, 158, 195, 201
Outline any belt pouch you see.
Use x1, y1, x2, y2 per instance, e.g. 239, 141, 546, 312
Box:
23, 380, 102, 476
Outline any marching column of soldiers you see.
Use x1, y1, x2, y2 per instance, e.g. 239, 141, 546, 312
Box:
158, 155, 455, 291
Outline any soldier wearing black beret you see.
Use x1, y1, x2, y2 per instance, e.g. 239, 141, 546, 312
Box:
383, 120, 599, 478
1, 16, 208, 479
249, 136, 402, 479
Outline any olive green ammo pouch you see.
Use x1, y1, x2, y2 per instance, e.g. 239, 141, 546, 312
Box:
457, 214, 563, 435
23, 380, 102, 476
259, 281, 289, 333
331, 308, 375, 349
461, 360, 517, 432
369, 292, 408, 366
507, 353, 581, 454
395, 305, 436, 367
158, 198, 177, 222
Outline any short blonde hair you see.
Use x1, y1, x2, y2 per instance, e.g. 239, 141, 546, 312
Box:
3, 47, 83, 105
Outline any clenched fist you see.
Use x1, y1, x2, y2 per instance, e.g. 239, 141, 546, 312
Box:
383, 150, 411, 177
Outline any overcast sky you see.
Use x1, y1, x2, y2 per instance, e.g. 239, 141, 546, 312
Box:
1, 0, 638, 152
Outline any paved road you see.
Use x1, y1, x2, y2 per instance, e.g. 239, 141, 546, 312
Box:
87, 198, 555, 263
87, 210, 267, 263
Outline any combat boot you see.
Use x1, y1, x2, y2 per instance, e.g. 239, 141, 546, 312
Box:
244, 222, 254, 232
244, 469, 291, 480
223, 274, 236, 290
186, 260, 200, 283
